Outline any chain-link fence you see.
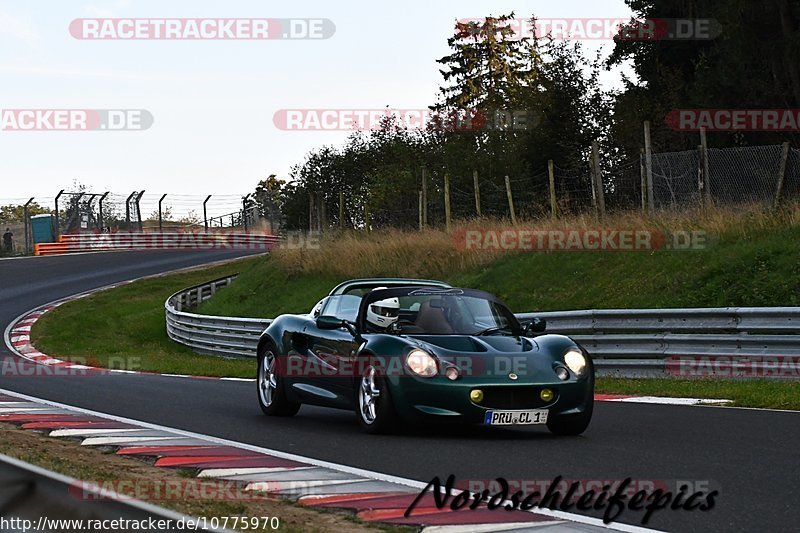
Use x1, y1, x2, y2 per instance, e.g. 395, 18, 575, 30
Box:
0, 191, 264, 255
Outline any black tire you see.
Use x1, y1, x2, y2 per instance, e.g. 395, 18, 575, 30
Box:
257, 346, 300, 417
547, 397, 593, 436
355, 364, 399, 434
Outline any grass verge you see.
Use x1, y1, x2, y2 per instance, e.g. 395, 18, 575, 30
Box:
597, 378, 800, 410
0, 422, 391, 532
30, 257, 258, 378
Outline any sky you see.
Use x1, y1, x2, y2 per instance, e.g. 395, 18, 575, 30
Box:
0, 0, 634, 218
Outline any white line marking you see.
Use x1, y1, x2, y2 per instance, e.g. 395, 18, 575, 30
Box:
0, 386, 657, 532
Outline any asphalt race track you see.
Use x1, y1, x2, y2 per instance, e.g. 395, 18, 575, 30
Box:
1, 251, 798, 532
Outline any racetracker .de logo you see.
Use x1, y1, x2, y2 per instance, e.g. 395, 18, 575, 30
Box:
68, 18, 335, 40
455, 228, 709, 252
273, 108, 533, 131
667, 109, 800, 131
0, 109, 153, 131
667, 355, 800, 379
457, 17, 721, 41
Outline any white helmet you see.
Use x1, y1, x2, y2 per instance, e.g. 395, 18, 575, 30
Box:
366, 293, 400, 330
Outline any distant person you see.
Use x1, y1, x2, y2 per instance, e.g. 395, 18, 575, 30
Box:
3, 228, 12, 253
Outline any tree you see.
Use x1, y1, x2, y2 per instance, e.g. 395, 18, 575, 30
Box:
0, 202, 51, 222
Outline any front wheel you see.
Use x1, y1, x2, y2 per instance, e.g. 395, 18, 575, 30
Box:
257, 347, 300, 417
355, 365, 399, 434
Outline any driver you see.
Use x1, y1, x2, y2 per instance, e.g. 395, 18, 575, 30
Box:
366, 295, 400, 331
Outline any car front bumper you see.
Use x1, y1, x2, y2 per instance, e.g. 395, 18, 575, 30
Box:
386, 373, 594, 425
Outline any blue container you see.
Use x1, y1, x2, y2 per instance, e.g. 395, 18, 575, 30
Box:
31, 214, 55, 244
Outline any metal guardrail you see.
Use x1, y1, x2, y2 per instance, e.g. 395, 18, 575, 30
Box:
0, 453, 229, 532
166, 277, 800, 377
166, 276, 270, 358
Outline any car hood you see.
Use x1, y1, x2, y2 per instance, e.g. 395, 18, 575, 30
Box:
406, 334, 537, 354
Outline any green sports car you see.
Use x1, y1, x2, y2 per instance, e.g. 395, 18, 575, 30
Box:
256, 278, 593, 435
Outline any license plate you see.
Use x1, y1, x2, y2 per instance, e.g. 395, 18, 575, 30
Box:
484, 409, 548, 426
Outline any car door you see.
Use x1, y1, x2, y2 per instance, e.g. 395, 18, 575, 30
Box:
296, 295, 362, 409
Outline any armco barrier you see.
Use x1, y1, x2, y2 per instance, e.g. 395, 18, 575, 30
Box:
166, 277, 800, 377
35, 232, 279, 256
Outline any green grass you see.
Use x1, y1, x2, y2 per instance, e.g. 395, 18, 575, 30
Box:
597, 378, 800, 410
31, 257, 259, 378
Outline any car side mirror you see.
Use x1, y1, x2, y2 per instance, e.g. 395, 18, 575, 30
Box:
316, 316, 362, 342
524, 318, 546, 335
317, 315, 345, 330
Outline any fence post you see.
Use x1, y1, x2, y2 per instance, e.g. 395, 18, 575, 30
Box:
774, 141, 791, 208
23, 197, 33, 254
158, 194, 167, 232
473, 170, 482, 217
308, 193, 314, 231
135, 191, 145, 231
54, 190, 64, 238
98, 192, 109, 230
421, 168, 428, 227
243, 196, 250, 232
364, 201, 371, 233
418, 191, 423, 230
203, 195, 212, 232
505, 175, 517, 225
548, 160, 557, 218
644, 121, 654, 213
444, 173, 452, 233
639, 149, 646, 211
700, 128, 711, 206
339, 190, 345, 229
697, 144, 706, 207
591, 142, 605, 217
319, 196, 326, 232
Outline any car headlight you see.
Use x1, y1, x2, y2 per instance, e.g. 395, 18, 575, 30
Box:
564, 349, 587, 376
407, 349, 438, 377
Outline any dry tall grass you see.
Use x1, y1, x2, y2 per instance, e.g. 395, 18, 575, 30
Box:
272, 201, 800, 279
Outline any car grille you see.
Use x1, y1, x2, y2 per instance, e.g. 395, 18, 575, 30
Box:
479, 386, 558, 409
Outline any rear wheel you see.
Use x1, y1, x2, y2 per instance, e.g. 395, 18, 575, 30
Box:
356, 364, 398, 434
547, 398, 593, 436
257, 347, 300, 417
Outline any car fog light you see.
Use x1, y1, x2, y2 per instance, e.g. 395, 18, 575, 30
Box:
445, 367, 459, 381
470, 389, 484, 403
540, 388, 554, 402
555, 367, 569, 381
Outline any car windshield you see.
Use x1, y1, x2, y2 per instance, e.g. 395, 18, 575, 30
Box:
321, 294, 362, 322
363, 288, 520, 335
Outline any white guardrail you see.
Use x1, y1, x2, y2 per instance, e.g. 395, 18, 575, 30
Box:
166, 276, 800, 377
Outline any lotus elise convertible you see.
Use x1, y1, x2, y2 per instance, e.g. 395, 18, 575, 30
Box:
256, 278, 593, 435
